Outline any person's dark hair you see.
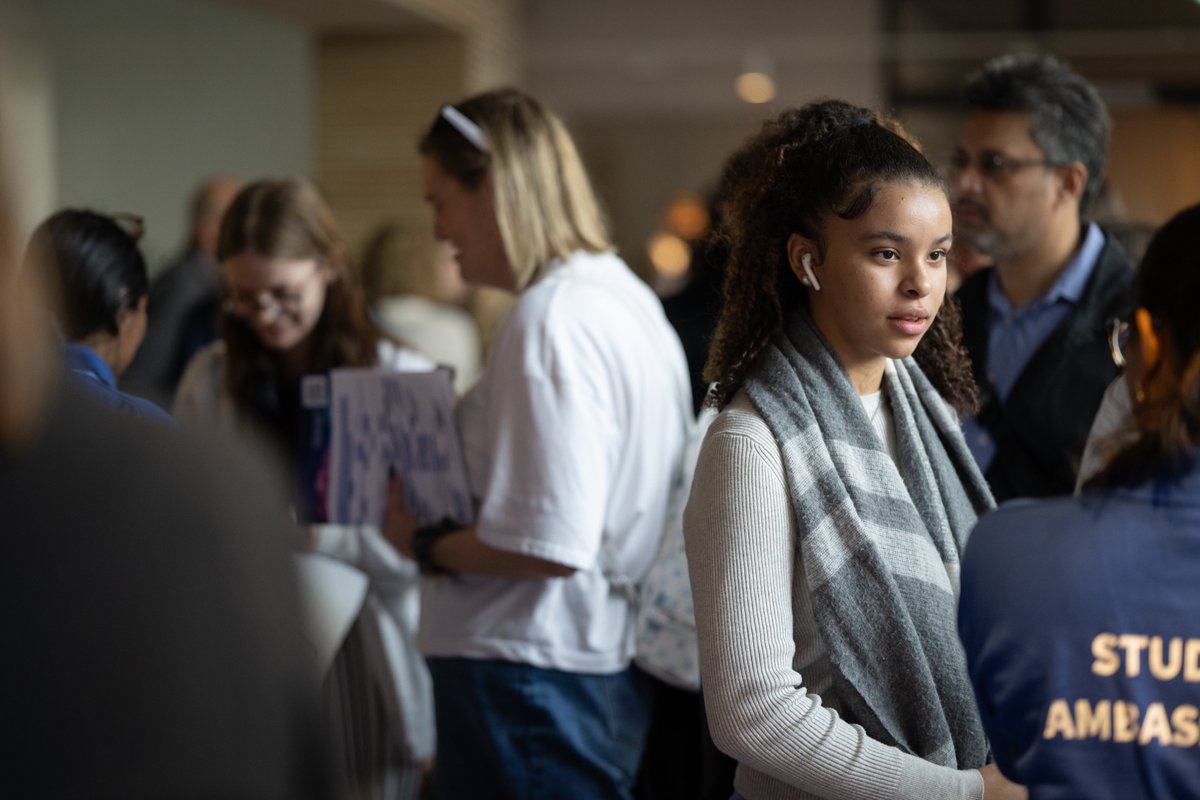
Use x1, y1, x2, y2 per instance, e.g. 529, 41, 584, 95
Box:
27, 210, 148, 341
1088, 203, 1200, 490
964, 52, 1110, 213
217, 179, 382, 423
703, 98, 977, 413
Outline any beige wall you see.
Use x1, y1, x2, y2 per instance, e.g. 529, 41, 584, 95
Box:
316, 33, 466, 257
573, 114, 763, 280
0, 0, 56, 240
525, 0, 883, 282
1108, 108, 1200, 225
382, 0, 520, 91
316, 0, 521, 259
316, 0, 522, 350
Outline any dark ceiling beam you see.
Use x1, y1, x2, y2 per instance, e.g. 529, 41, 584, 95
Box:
1023, 0, 1050, 31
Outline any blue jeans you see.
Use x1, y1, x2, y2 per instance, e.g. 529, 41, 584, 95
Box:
428, 657, 650, 800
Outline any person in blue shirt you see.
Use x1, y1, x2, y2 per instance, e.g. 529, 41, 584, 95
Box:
952, 52, 1133, 501
959, 202, 1200, 799
26, 209, 171, 422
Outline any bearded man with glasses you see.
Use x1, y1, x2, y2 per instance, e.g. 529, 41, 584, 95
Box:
952, 51, 1134, 501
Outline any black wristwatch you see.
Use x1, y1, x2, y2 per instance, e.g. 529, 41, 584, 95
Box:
412, 518, 460, 576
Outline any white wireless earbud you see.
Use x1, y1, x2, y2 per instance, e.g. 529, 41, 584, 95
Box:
800, 254, 822, 292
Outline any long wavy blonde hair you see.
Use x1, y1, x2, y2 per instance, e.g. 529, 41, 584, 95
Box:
419, 88, 611, 290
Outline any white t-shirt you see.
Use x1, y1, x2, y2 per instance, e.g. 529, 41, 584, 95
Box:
418, 250, 692, 674
860, 369, 899, 464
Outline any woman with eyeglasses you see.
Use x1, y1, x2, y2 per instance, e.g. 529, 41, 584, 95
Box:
174, 177, 436, 799
958, 203, 1200, 799
380, 89, 693, 800
24, 210, 171, 422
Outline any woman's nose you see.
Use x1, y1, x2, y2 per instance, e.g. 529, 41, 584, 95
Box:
903, 263, 932, 297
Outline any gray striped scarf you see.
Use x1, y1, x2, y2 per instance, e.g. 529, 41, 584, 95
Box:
743, 308, 993, 769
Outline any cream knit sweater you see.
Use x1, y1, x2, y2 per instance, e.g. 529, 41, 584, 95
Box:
683, 393, 985, 800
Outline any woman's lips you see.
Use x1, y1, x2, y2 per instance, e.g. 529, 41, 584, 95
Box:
888, 312, 929, 336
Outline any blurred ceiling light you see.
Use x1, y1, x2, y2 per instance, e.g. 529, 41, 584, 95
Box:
648, 232, 691, 278
736, 71, 776, 104
665, 194, 711, 240
736, 50, 776, 104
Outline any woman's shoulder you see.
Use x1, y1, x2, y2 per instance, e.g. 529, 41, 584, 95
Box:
964, 494, 1102, 583
974, 494, 1092, 536
178, 341, 227, 387
524, 250, 647, 316
711, 391, 772, 439
173, 341, 229, 420
700, 392, 785, 475
375, 338, 436, 372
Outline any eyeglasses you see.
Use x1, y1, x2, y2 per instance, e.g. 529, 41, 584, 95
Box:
223, 264, 322, 319
109, 212, 145, 241
949, 150, 1059, 180
1109, 317, 1131, 369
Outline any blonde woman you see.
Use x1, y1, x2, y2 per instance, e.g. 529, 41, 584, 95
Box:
359, 220, 482, 394
383, 89, 693, 800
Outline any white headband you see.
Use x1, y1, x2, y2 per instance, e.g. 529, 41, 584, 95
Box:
440, 104, 489, 153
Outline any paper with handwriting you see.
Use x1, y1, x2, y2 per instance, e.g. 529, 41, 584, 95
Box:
326, 367, 472, 527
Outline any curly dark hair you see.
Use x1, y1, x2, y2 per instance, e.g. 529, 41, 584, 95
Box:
703, 98, 977, 413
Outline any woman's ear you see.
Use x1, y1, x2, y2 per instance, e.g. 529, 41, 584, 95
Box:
1135, 307, 1161, 371
116, 295, 149, 333
786, 233, 820, 290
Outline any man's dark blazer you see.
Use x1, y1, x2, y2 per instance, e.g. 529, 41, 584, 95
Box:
957, 236, 1134, 501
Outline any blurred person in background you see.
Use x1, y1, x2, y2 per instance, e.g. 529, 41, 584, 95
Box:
959, 202, 1200, 798
25, 209, 171, 422
952, 52, 1133, 501
946, 239, 990, 295
123, 175, 240, 406
386, 88, 692, 800
359, 218, 482, 395
0, 136, 333, 800
173, 177, 435, 799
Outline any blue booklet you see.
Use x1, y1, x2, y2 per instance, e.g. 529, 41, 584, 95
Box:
296, 374, 334, 524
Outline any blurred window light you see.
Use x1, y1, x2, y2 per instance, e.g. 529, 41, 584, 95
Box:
647, 232, 691, 279
736, 71, 776, 104
665, 194, 711, 241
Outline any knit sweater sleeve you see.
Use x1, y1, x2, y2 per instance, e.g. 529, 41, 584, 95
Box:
682, 398, 984, 800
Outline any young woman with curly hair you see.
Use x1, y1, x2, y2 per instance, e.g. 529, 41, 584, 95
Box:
683, 99, 1024, 800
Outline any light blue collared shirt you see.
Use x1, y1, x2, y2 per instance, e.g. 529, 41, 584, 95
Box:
964, 222, 1107, 471
65, 343, 174, 423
